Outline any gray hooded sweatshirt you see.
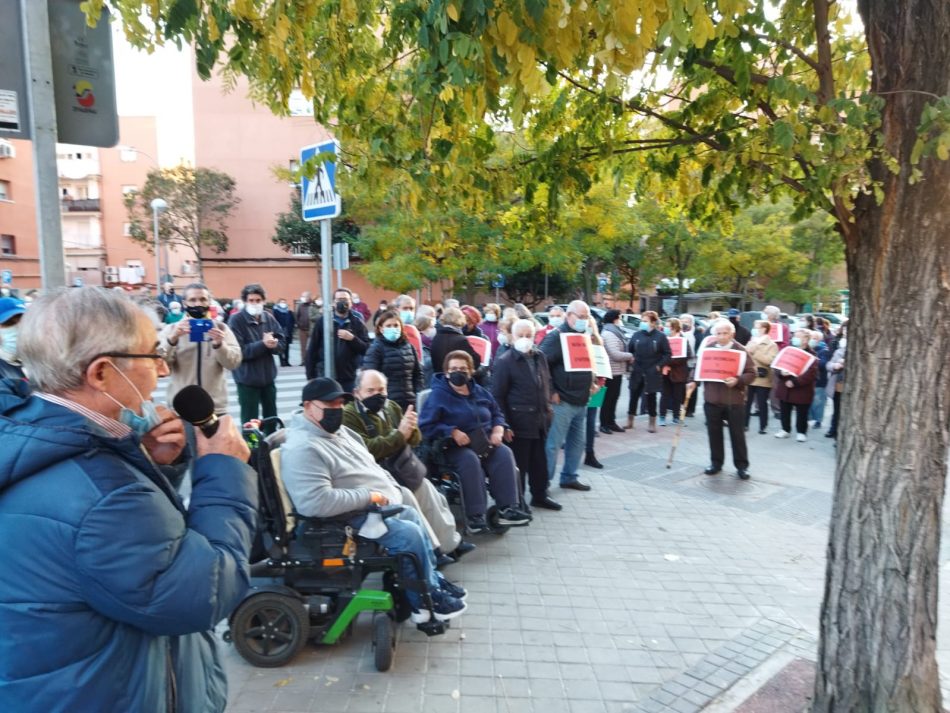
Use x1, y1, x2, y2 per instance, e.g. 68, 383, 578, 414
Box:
279, 411, 403, 518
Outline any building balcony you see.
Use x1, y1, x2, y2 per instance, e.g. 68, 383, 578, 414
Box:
61, 198, 101, 213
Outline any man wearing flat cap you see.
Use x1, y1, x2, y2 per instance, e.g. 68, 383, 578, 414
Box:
279, 377, 468, 623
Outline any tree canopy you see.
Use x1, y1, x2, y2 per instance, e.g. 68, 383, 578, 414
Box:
125, 164, 239, 282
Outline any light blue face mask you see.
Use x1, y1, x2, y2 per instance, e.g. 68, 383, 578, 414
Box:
399, 310, 414, 325
382, 326, 401, 342
791, 336, 802, 348
103, 362, 164, 436
663, 327, 671, 336
572, 318, 588, 333
0, 326, 17, 356
639, 322, 650, 332
808, 339, 819, 349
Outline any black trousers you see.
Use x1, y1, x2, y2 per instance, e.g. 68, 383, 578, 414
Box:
780, 401, 810, 435
745, 385, 770, 431
510, 435, 550, 499
628, 372, 657, 417
828, 390, 842, 436
704, 402, 749, 470
600, 375, 624, 427
660, 380, 686, 419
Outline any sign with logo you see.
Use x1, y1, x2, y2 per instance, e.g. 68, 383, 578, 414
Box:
491, 274, 505, 289
300, 140, 341, 221
48, 0, 118, 147
694, 347, 747, 382
0, 0, 29, 139
771, 347, 816, 378
1, 269, 12, 284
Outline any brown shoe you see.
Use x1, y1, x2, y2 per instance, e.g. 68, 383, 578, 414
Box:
648, 416, 657, 433
626, 415, 634, 429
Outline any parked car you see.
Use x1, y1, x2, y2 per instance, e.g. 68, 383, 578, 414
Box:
796, 311, 845, 326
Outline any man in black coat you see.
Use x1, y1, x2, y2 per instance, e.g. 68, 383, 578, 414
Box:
272, 298, 296, 367
492, 319, 561, 511
305, 287, 370, 392
539, 300, 595, 492
228, 283, 285, 434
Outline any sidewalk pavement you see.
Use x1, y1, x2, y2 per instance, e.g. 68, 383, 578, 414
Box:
221, 390, 950, 712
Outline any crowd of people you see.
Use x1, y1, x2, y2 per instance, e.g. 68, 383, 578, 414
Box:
0, 282, 848, 710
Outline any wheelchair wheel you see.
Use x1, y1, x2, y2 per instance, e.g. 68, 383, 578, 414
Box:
373, 611, 396, 671
231, 593, 310, 668
486, 505, 510, 535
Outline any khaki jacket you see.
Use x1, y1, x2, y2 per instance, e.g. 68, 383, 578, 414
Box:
161, 320, 242, 414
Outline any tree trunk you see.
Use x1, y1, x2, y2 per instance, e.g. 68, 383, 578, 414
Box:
813, 1, 950, 710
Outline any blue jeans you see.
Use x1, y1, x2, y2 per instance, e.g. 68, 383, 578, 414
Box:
545, 401, 586, 485
809, 388, 827, 424
370, 507, 440, 610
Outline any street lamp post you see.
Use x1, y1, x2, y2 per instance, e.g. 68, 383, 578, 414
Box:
150, 198, 167, 287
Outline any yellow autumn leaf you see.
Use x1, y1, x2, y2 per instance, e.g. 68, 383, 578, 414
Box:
446, 3, 459, 22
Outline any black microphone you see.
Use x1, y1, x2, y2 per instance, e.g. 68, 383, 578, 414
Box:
173, 384, 220, 438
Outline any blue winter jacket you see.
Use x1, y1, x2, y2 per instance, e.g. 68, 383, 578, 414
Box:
0, 379, 259, 713
419, 372, 507, 441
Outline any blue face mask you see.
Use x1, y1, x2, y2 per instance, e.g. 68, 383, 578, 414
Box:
791, 337, 802, 348
572, 318, 588, 333
808, 339, 819, 349
399, 310, 414, 325
663, 327, 671, 336
382, 326, 401, 342
103, 362, 164, 436
0, 326, 17, 356
639, 322, 650, 332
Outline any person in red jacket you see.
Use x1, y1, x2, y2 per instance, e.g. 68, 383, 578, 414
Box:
773, 329, 819, 442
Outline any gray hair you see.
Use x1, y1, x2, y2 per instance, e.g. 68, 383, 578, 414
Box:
416, 304, 436, 320
566, 300, 590, 317
710, 317, 735, 335
511, 318, 536, 339
443, 298, 460, 310
414, 315, 434, 332
354, 368, 387, 391
19, 287, 145, 393
678, 313, 693, 324
394, 294, 415, 310
440, 307, 466, 328
763, 305, 780, 319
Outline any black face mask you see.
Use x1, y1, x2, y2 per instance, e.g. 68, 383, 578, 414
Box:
362, 394, 386, 414
335, 300, 349, 314
184, 305, 208, 319
448, 371, 470, 387
319, 407, 344, 433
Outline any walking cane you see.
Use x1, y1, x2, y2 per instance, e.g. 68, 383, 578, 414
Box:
667, 381, 697, 469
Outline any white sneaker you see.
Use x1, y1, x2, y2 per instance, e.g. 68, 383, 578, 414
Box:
774, 430, 789, 439
796, 433, 807, 443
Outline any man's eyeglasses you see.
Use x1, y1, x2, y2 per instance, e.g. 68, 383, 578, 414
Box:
91, 351, 166, 363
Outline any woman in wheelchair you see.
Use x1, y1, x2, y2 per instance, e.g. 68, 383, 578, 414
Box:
418, 350, 533, 533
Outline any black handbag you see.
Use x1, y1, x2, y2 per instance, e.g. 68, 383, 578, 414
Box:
464, 427, 495, 458
384, 445, 427, 490
756, 366, 768, 378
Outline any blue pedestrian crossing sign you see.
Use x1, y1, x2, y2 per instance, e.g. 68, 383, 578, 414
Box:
1, 270, 11, 284
300, 140, 341, 221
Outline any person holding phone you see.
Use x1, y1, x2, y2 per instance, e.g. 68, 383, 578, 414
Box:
161, 282, 242, 416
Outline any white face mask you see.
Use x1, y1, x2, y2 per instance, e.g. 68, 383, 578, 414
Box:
425, 327, 437, 339
514, 337, 533, 354
1, 326, 17, 356
485, 314, 498, 322
245, 303, 264, 317
497, 333, 509, 346
549, 316, 564, 328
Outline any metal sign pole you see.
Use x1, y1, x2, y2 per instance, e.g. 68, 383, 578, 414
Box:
321, 218, 334, 380
22, 0, 65, 288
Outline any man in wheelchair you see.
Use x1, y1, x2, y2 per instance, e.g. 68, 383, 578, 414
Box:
280, 377, 467, 623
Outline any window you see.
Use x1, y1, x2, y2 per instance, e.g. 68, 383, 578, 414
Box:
0, 180, 9, 201
120, 148, 138, 162
1, 235, 15, 255
122, 222, 132, 237
121, 184, 137, 195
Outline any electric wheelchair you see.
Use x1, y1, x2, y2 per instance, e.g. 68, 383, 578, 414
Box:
224, 424, 448, 671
